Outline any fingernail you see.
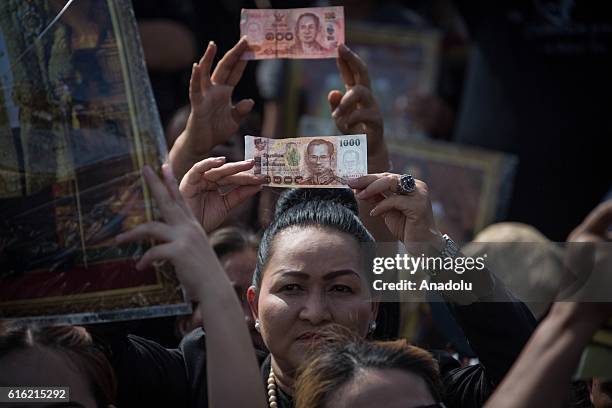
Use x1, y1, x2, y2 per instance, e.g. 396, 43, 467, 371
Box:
248, 158, 255, 163
214, 156, 226, 161
332, 109, 339, 118
209, 40, 215, 47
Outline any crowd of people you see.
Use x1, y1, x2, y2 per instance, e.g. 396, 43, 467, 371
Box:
2, 1, 611, 407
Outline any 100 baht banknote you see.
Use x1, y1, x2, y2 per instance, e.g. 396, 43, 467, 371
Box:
240, 7, 344, 60
244, 135, 367, 188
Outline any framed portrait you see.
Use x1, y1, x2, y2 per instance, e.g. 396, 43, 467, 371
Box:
388, 140, 517, 243
0, 0, 188, 324
284, 23, 440, 140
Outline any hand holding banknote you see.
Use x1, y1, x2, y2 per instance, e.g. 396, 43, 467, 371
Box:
241, 7, 344, 59
244, 135, 367, 188
179, 157, 265, 232
348, 173, 439, 246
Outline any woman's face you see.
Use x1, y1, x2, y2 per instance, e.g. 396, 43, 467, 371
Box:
327, 368, 436, 408
248, 226, 377, 373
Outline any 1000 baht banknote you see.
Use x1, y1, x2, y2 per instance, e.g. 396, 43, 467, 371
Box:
244, 135, 367, 188
240, 7, 344, 60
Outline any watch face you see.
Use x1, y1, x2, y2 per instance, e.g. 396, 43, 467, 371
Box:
442, 234, 459, 257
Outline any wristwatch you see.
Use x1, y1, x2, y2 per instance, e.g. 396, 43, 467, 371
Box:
424, 233, 459, 278
439, 234, 460, 258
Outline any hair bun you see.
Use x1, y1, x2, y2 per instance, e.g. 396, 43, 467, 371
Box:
274, 188, 359, 218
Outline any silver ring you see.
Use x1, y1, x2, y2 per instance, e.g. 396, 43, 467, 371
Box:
396, 174, 416, 195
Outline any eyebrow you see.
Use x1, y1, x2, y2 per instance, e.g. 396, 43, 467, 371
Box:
277, 270, 359, 280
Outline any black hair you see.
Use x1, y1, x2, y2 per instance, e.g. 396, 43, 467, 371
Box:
252, 188, 373, 289
209, 226, 259, 260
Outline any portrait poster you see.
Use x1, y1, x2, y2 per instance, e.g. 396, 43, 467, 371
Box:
0, 0, 189, 324
388, 140, 517, 242
285, 23, 440, 141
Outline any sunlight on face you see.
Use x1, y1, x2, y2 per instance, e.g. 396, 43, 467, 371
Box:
254, 226, 375, 372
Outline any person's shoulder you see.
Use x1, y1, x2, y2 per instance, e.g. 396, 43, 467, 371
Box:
114, 334, 190, 408
123, 333, 185, 365
179, 327, 206, 356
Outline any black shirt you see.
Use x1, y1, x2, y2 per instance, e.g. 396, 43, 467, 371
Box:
106, 278, 535, 408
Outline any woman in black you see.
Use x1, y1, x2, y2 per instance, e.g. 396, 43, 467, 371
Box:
111, 180, 535, 408
108, 38, 536, 408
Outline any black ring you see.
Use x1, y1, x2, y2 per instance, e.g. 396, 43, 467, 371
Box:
397, 174, 416, 195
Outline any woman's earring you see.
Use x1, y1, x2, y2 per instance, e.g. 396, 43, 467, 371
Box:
255, 319, 261, 332
368, 321, 377, 333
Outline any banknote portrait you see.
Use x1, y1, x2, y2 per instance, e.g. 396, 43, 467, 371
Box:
342, 149, 364, 173
289, 12, 328, 55
245, 21, 264, 54
246, 21, 264, 42
252, 137, 267, 174
300, 138, 343, 185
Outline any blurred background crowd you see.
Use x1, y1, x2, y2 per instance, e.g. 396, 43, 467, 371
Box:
1, 1, 611, 407
129, 0, 611, 347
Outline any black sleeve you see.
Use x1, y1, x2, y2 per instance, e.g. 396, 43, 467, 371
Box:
179, 328, 209, 408
442, 274, 537, 407
107, 331, 190, 408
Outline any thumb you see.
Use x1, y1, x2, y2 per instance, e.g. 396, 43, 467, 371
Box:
328, 90, 343, 114
232, 98, 255, 121
570, 200, 612, 240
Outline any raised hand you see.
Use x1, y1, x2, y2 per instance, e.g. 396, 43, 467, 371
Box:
348, 173, 440, 247
568, 200, 612, 243
179, 157, 264, 232
115, 164, 217, 297
170, 38, 254, 179
328, 45, 388, 172
115, 165, 267, 407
